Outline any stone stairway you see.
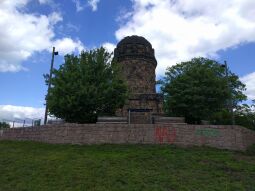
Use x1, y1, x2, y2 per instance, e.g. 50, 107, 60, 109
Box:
97, 115, 186, 125
153, 116, 186, 124
97, 117, 127, 124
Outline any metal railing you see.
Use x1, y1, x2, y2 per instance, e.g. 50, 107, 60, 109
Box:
0, 118, 42, 128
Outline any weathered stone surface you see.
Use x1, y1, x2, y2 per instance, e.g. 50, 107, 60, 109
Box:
114, 35, 156, 64
114, 36, 163, 118
1, 124, 255, 151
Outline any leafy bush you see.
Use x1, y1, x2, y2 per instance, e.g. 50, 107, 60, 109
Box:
0, 122, 10, 129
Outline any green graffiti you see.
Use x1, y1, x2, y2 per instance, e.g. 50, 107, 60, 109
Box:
195, 128, 220, 137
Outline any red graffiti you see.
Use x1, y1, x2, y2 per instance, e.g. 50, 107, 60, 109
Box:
154, 126, 176, 144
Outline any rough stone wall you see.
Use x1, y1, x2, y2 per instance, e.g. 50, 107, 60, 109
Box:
129, 112, 152, 124
120, 59, 156, 94
114, 35, 164, 117
115, 57, 163, 116
116, 94, 164, 116
1, 124, 255, 151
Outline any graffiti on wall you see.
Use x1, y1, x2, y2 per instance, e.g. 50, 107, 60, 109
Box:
195, 128, 220, 137
154, 126, 176, 144
195, 128, 220, 144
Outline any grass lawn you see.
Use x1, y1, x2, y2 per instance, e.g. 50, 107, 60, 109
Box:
0, 141, 255, 191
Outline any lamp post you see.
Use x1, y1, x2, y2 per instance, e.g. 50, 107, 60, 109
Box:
221, 60, 235, 125
44, 47, 58, 125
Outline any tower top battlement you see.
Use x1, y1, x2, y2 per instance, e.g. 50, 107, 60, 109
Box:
114, 35, 157, 65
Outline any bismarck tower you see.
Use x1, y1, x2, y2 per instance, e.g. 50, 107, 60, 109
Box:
114, 35, 164, 122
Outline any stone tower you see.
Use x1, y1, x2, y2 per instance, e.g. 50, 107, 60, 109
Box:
114, 35, 163, 118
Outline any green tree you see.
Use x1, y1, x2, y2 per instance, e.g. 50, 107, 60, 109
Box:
235, 103, 255, 130
45, 47, 128, 123
211, 103, 255, 130
161, 57, 247, 124
0, 122, 10, 129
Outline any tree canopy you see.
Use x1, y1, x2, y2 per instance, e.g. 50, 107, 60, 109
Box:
45, 47, 128, 123
161, 57, 247, 124
211, 102, 255, 130
0, 122, 10, 129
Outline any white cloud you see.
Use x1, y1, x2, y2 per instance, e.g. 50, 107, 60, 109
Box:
0, 62, 27, 73
72, 0, 100, 12
241, 72, 255, 100
53, 38, 84, 55
48, 12, 63, 25
0, 0, 29, 10
66, 23, 80, 32
0, 105, 52, 127
116, 0, 255, 76
0, 105, 63, 127
0, 1, 84, 72
72, 0, 84, 12
38, 0, 50, 4
0, 105, 44, 121
88, 0, 100, 11
102, 42, 116, 53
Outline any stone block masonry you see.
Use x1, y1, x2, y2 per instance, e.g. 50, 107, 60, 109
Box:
114, 36, 164, 117
0, 124, 255, 151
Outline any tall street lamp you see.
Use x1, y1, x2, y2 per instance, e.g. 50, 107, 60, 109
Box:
221, 60, 235, 125
44, 47, 58, 125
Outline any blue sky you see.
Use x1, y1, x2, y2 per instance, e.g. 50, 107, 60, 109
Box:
0, 0, 254, 122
